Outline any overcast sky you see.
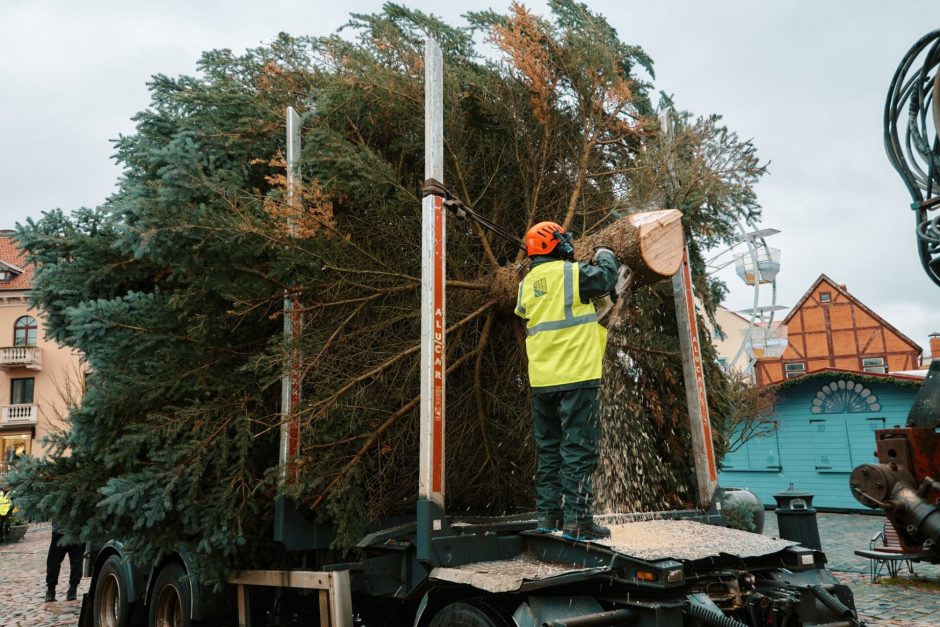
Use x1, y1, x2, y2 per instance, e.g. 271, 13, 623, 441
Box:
2, 1, 938, 355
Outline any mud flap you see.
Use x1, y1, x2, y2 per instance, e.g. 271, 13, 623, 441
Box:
77, 593, 93, 627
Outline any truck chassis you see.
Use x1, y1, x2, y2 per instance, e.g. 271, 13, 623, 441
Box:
80, 508, 864, 627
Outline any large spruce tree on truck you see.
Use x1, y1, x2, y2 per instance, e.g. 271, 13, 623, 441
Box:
10, 1, 766, 584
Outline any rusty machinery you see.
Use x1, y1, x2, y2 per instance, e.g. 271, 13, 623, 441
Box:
861, 29, 940, 561
850, 360, 940, 558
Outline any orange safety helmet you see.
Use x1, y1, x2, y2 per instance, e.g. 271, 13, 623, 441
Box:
525, 221, 566, 257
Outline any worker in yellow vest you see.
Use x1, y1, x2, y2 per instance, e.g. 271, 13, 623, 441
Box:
0, 485, 13, 543
515, 221, 619, 541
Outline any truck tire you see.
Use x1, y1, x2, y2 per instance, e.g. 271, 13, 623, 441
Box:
148, 562, 192, 627
93, 555, 131, 627
429, 601, 513, 627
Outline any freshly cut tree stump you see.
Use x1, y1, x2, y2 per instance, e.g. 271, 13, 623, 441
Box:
579, 209, 685, 286
491, 209, 684, 310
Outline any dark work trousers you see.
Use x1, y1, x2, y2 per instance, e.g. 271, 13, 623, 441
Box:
531, 386, 601, 525
0, 513, 10, 542
46, 532, 83, 589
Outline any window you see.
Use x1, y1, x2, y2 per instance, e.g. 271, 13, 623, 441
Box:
784, 362, 806, 379
10, 378, 34, 405
811, 379, 881, 413
862, 357, 887, 374
0, 263, 22, 285
13, 316, 37, 346
819, 292, 831, 303
719, 428, 782, 472
0, 433, 31, 472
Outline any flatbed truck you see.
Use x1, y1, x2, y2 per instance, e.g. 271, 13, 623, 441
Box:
79, 40, 864, 627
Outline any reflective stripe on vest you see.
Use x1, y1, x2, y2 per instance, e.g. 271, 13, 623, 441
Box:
515, 260, 607, 389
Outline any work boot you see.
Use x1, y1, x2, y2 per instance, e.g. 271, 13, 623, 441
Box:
562, 520, 611, 542
66, 584, 78, 601
44, 587, 55, 603
534, 512, 563, 534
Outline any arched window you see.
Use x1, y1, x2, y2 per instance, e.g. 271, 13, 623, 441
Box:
14, 316, 37, 346
810, 379, 881, 413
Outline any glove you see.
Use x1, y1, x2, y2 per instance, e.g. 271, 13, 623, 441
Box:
592, 246, 616, 263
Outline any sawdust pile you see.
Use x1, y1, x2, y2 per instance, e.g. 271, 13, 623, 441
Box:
598, 520, 795, 561
431, 554, 593, 593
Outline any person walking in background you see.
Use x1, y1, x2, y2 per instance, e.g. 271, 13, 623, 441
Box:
45, 520, 84, 602
0, 485, 12, 543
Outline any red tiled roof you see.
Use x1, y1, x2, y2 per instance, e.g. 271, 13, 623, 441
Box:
783, 273, 922, 356
0, 236, 33, 290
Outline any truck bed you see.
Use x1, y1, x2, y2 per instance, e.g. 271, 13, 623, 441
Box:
429, 519, 797, 593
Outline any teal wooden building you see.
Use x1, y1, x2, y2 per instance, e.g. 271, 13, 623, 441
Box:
717, 369, 923, 510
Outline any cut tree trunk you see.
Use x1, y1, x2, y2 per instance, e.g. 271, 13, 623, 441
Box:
490, 209, 684, 311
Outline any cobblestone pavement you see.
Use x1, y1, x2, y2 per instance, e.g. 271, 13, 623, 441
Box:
0, 515, 937, 626
0, 524, 87, 627
764, 511, 940, 626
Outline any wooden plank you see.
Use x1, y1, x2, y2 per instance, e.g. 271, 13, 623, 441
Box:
229, 569, 331, 590
849, 302, 862, 355
800, 310, 807, 356
330, 571, 354, 627
237, 584, 250, 627
319, 590, 330, 626
230, 570, 353, 627
823, 305, 835, 366
860, 328, 878, 353
671, 247, 718, 507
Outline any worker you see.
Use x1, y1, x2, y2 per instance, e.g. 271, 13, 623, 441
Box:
46, 519, 84, 602
515, 221, 619, 541
0, 485, 12, 543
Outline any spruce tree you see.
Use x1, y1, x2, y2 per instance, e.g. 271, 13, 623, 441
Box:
10, 2, 765, 584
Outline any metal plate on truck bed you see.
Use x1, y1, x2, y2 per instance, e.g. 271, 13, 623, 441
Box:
595, 519, 796, 561
430, 520, 795, 594
430, 554, 600, 593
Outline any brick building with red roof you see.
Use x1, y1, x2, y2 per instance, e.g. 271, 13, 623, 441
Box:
0, 232, 84, 476
754, 274, 923, 385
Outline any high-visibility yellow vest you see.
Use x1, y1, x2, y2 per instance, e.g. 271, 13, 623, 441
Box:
515, 259, 607, 391
0, 491, 11, 516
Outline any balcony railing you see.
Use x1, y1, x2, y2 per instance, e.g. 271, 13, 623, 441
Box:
0, 404, 38, 425
0, 346, 41, 370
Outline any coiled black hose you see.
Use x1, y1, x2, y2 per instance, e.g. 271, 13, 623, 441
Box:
884, 29, 940, 286
684, 602, 749, 627
810, 585, 855, 620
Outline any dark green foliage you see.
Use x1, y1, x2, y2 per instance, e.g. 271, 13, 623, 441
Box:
721, 498, 757, 533
9, 2, 766, 584
8, 41, 316, 581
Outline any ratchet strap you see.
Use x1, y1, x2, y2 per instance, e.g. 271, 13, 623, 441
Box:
423, 178, 526, 249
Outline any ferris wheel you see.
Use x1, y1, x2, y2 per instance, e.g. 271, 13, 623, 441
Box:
707, 225, 788, 375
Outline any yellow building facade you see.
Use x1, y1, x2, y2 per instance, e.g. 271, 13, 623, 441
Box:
710, 305, 753, 372
0, 234, 83, 477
